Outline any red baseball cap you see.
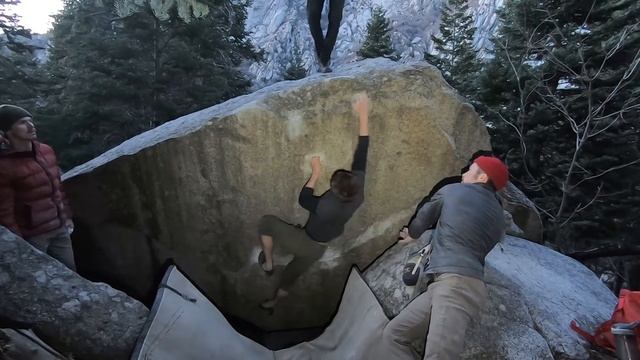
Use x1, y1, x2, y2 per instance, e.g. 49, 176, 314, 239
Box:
474, 156, 509, 190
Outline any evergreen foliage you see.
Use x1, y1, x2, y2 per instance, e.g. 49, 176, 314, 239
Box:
283, 45, 307, 81
358, 6, 396, 60
478, 0, 640, 250
39, 0, 259, 168
0, 0, 43, 111
425, 0, 482, 96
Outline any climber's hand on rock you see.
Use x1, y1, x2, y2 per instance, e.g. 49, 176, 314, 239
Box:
397, 226, 414, 245
353, 92, 369, 116
399, 226, 409, 238
353, 93, 369, 136
311, 156, 322, 175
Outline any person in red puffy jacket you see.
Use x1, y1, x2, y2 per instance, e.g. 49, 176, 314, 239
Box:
0, 105, 76, 271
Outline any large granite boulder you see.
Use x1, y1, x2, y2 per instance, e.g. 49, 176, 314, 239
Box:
500, 182, 544, 243
63, 58, 490, 330
363, 236, 617, 359
0, 226, 148, 360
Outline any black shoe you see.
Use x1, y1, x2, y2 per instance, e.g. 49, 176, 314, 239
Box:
258, 251, 274, 276
317, 61, 333, 73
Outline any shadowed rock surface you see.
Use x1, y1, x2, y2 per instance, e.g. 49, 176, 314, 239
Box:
0, 226, 148, 360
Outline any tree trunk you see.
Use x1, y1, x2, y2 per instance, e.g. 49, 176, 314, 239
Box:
0, 226, 149, 360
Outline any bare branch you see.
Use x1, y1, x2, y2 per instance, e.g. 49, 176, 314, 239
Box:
589, 107, 639, 139
597, 190, 629, 198
592, 22, 638, 81
494, 111, 541, 186
575, 183, 603, 213
592, 99, 640, 121
589, 37, 640, 117
532, 200, 556, 220
570, 158, 640, 190
560, 182, 602, 227
533, 86, 579, 133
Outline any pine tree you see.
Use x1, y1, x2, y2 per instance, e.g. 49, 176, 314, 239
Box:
425, 0, 481, 96
551, 0, 640, 249
477, 0, 640, 252
477, 0, 558, 185
0, 0, 44, 110
41, 0, 260, 169
358, 6, 396, 60
39, 0, 144, 167
0, 0, 19, 32
283, 45, 307, 81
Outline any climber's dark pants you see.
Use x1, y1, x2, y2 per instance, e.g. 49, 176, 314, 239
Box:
259, 215, 327, 290
307, 0, 346, 65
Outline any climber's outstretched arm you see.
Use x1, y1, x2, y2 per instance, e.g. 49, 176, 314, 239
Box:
351, 93, 370, 174
299, 156, 322, 212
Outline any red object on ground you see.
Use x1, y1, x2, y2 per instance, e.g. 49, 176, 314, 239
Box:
571, 289, 640, 352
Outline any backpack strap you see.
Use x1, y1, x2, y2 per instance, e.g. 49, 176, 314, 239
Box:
571, 320, 596, 343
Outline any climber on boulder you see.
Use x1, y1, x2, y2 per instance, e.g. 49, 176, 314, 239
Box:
374, 156, 508, 360
257, 92, 370, 311
307, 0, 346, 73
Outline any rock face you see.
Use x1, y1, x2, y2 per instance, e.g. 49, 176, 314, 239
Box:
363, 230, 434, 317
0, 33, 50, 63
500, 182, 544, 243
246, 0, 504, 86
0, 226, 148, 360
63, 59, 490, 330
363, 235, 617, 359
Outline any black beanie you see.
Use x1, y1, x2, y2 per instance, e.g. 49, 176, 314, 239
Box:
0, 104, 33, 132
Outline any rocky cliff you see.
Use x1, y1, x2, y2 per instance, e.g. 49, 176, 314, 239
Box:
246, 0, 503, 86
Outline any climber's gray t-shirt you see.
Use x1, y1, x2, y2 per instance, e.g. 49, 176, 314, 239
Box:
409, 182, 505, 280
298, 136, 369, 242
